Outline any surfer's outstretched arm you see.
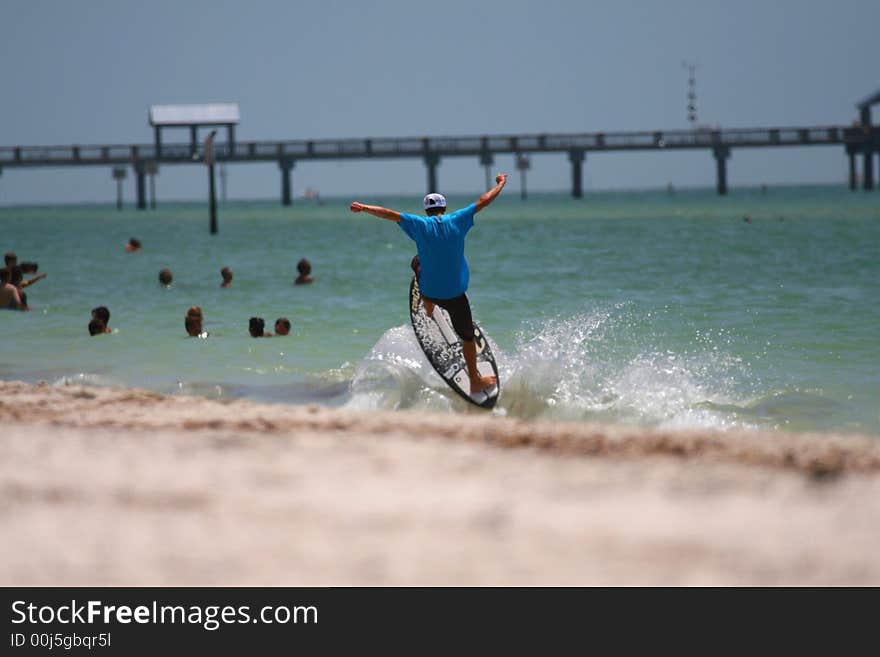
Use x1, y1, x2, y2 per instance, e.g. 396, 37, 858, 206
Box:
475, 173, 508, 212
349, 202, 401, 223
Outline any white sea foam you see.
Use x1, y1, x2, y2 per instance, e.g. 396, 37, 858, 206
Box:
347, 325, 452, 411
504, 306, 760, 429
347, 306, 764, 431
52, 373, 120, 388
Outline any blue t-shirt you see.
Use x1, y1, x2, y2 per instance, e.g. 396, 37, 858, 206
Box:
399, 203, 477, 300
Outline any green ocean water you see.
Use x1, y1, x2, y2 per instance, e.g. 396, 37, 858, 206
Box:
2, 185, 878, 435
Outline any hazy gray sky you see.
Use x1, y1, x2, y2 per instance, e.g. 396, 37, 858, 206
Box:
1, 0, 877, 204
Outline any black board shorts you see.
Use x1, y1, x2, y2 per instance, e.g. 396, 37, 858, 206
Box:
422, 293, 475, 342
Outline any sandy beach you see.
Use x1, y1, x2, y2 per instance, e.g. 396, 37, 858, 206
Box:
2, 379, 880, 586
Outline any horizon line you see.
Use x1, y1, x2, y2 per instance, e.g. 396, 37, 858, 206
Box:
0, 181, 852, 210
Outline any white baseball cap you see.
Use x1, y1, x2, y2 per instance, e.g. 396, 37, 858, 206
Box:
423, 193, 447, 210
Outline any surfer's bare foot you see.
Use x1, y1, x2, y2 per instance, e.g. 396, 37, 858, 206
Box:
470, 375, 497, 394
423, 300, 435, 318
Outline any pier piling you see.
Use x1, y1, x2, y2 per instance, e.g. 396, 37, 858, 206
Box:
424, 152, 440, 194
279, 157, 294, 206
135, 162, 146, 210
516, 154, 530, 200
568, 149, 585, 198
863, 146, 875, 191
713, 146, 730, 196
847, 145, 858, 190
425, 153, 440, 194
205, 131, 218, 234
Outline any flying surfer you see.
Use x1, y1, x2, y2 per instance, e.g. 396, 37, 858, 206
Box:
350, 173, 508, 394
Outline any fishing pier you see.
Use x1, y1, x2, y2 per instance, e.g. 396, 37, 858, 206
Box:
1, 101, 878, 207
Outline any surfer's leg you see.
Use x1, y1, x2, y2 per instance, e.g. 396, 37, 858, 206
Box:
441, 295, 496, 393
462, 339, 496, 393
423, 299, 435, 318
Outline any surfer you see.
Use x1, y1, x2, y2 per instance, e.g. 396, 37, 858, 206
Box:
350, 173, 508, 394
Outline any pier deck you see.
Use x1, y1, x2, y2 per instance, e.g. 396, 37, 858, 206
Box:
1, 124, 877, 204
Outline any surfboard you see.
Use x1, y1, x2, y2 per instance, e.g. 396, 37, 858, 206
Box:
409, 276, 500, 409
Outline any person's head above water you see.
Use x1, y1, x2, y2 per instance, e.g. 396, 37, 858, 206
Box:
220, 266, 233, 287
88, 318, 106, 336
91, 306, 110, 326
125, 238, 141, 252
295, 258, 314, 284
423, 193, 447, 217
158, 268, 173, 286
274, 317, 291, 336
185, 314, 202, 336
4, 252, 17, 268
249, 316, 269, 337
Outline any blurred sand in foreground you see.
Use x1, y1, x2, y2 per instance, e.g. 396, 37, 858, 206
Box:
2, 380, 880, 586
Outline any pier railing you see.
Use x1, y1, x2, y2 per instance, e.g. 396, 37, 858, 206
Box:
0, 125, 871, 166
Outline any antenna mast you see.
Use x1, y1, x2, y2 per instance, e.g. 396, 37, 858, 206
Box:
683, 60, 698, 127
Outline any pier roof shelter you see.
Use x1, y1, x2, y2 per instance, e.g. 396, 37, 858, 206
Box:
149, 103, 240, 158
857, 90, 880, 125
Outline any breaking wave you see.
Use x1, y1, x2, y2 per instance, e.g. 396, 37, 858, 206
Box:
344, 304, 823, 432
